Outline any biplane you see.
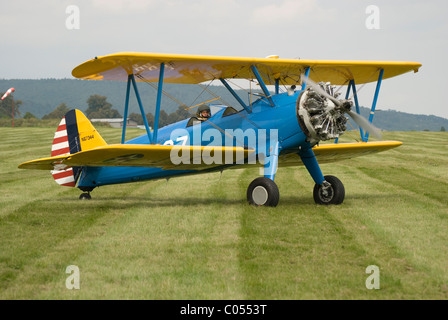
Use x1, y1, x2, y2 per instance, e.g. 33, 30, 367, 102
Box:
18, 53, 421, 206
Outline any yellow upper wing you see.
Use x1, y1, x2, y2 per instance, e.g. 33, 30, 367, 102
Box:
72, 52, 421, 85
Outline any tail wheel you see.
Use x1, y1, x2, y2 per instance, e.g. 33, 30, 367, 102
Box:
313, 175, 345, 205
79, 192, 92, 200
247, 177, 280, 207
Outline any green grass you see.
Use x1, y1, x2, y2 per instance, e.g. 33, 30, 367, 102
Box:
0, 127, 447, 299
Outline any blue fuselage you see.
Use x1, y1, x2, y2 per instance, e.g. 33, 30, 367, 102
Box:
77, 91, 310, 188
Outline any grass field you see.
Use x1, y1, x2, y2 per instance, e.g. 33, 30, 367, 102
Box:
0, 127, 447, 300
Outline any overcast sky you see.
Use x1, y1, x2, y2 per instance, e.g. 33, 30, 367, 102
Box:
1, 0, 447, 118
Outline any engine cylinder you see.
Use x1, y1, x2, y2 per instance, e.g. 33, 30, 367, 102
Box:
296, 82, 350, 145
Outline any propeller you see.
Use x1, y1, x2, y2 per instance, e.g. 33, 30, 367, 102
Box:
302, 75, 382, 140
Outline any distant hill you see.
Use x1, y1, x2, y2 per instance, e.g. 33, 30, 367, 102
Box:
351, 107, 448, 132
1, 79, 447, 131
0, 79, 249, 119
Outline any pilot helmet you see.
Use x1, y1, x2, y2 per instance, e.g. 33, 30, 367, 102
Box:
197, 104, 211, 118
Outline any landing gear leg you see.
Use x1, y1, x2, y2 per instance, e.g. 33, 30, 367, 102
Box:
299, 146, 345, 205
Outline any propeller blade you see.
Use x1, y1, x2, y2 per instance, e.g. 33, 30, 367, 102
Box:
347, 110, 382, 139
302, 75, 341, 106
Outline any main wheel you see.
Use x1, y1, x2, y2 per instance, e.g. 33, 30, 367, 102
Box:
313, 175, 345, 205
247, 177, 280, 207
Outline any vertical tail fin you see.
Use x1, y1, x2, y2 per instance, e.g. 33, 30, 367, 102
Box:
51, 114, 76, 187
51, 109, 107, 187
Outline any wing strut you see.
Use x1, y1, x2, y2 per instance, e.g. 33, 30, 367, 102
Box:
335, 79, 363, 144
121, 74, 154, 144
152, 63, 165, 143
301, 67, 311, 90
121, 75, 132, 144
219, 78, 251, 113
121, 64, 166, 145
275, 79, 280, 95
339, 69, 384, 143
365, 68, 384, 141
346, 79, 364, 142
250, 65, 275, 107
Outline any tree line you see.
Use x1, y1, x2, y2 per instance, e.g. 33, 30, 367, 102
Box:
0, 93, 195, 128
0, 94, 22, 118
2, 91, 448, 131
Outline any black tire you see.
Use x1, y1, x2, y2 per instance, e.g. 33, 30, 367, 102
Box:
313, 175, 345, 205
247, 177, 280, 207
79, 193, 91, 200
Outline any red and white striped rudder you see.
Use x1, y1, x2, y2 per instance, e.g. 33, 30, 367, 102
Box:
50, 116, 76, 187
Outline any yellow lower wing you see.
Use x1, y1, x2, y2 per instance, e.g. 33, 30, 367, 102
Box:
313, 140, 402, 162
278, 141, 403, 166
18, 144, 254, 171
18, 141, 401, 171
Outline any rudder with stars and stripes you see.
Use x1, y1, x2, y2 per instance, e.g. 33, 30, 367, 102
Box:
50, 109, 107, 187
